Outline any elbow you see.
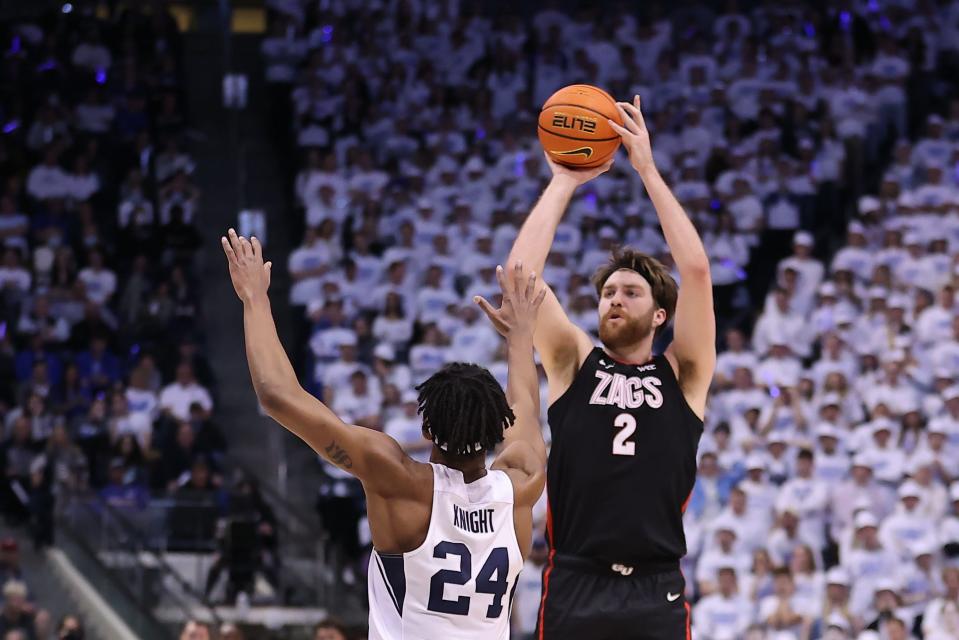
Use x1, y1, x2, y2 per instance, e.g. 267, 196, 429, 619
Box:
681, 259, 711, 282
255, 382, 292, 415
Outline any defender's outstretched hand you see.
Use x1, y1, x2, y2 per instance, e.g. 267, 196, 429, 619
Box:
609, 95, 655, 174
474, 261, 547, 339
222, 228, 272, 303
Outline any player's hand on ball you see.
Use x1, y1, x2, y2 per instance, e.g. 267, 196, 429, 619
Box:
544, 152, 614, 187
221, 228, 272, 303
474, 261, 547, 340
609, 95, 655, 174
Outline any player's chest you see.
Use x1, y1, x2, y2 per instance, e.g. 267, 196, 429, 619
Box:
558, 369, 687, 459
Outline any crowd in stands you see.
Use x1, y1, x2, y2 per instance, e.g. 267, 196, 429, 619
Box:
264, 0, 959, 638
177, 616, 366, 640
0, 534, 86, 640
0, 0, 233, 572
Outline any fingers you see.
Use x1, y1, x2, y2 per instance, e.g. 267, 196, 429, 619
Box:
524, 269, 537, 301
620, 97, 647, 131
607, 118, 631, 139
473, 295, 496, 317
614, 103, 642, 134
228, 228, 253, 258
532, 286, 548, 308
512, 260, 525, 298
227, 228, 241, 254
495, 264, 509, 296
251, 236, 263, 260
264, 261, 272, 286
220, 236, 237, 263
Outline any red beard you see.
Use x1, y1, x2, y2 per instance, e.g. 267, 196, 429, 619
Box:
598, 306, 656, 350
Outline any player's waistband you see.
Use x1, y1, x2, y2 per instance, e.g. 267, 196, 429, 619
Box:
552, 553, 679, 577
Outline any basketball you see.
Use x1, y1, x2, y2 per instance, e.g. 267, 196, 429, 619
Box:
538, 84, 624, 169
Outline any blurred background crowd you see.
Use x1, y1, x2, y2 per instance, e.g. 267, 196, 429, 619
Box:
262, 0, 959, 638
1, 0, 959, 637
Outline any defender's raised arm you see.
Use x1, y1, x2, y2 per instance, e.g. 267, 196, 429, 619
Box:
221, 229, 414, 495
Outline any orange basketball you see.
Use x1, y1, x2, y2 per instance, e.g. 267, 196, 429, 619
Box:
538, 84, 623, 169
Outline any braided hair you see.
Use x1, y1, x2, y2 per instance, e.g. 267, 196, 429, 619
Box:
415, 362, 514, 457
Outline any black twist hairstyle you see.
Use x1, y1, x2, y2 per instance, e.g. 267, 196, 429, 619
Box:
415, 362, 515, 457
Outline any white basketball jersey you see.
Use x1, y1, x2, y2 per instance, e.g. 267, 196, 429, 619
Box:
368, 463, 522, 640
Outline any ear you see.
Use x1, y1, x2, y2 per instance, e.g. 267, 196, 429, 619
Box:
652, 307, 668, 328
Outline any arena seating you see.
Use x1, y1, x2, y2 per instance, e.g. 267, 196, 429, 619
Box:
263, 1, 959, 638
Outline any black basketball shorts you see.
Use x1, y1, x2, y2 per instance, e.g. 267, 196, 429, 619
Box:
535, 554, 691, 640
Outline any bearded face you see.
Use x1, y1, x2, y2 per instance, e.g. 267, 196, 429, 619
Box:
597, 269, 664, 351
599, 303, 656, 349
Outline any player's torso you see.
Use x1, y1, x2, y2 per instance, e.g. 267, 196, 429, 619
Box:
546, 348, 703, 566
368, 464, 522, 640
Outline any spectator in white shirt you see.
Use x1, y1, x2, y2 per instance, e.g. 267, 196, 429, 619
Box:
714, 328, 759, 389
777, 231, 824, 302
372, 293, 414, 353
753, 288, 812, 357
696, 519, 752, 596
788, 545, 824, 618
158, 362, 214, 422
843, 511, 903, 618
0, 248, 31, 293
320, 339, 367, 403
831, 222, 874, 281
332, 370, 382, 429
899, 539, 942, 623
449, 304, 500, 366
778, 449, 829, 549
767, 503, 819, 568
287, 226, 333, 305
77, 248, 117, 305
758, 567, 815, 638
921, 567, 959, 640
939, 483, 959, 554
66, 155, 100, 203
694, 567, 754, 640
74, 88, 116, 134
912, 115, 954, 170
26, 148, 71, 201
755, 341, 803, 390
408, 324, 449, 383
814, 424, 851, 483
915, 285, 956, 348
740, 454, 779, 531
830, 454, 896, 542
383, 391, 430, 463
906, 455, 949, 520
822, 566, 862, 635
879, 481, 935, 561
71, 31, 112, 71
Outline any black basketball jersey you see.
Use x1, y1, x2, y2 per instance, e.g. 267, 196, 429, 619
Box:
545, 347, 704, 567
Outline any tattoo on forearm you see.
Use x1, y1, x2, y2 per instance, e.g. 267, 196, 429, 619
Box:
325, 440, 353, 469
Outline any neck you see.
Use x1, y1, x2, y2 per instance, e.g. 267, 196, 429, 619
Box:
603, 337, 655, 365
430, 448, 487, 483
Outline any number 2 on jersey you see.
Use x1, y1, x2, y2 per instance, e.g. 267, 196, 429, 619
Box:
612, 413, 637, 456
427, 542, 510, 618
